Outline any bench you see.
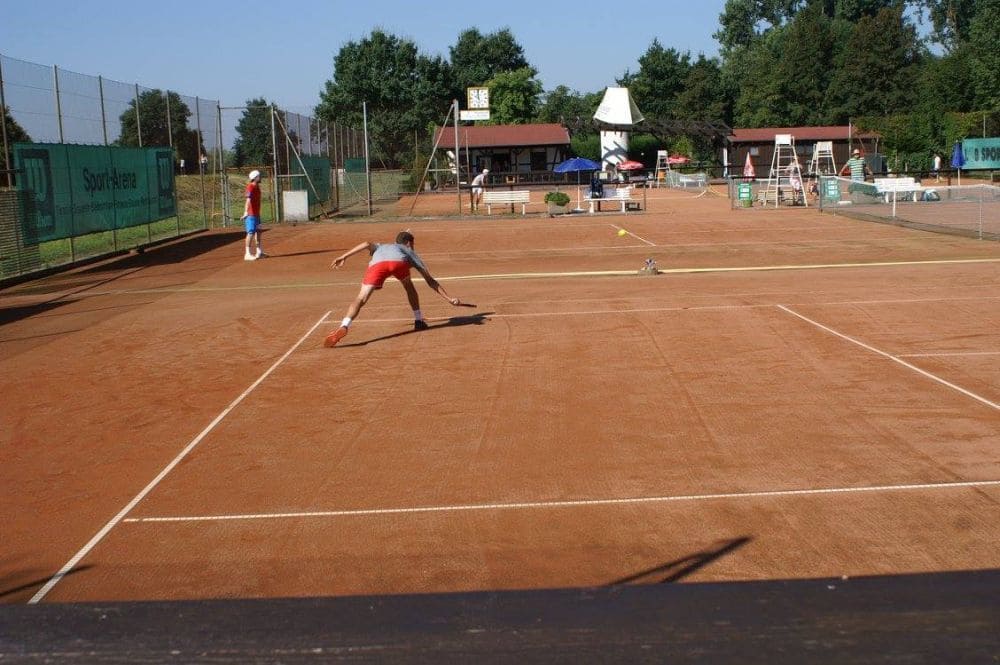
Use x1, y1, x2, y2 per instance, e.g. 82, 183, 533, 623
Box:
874, 177, 925, 202
677, 173, 708, 188
483, 190, 532, 215
585, 187, 640, 213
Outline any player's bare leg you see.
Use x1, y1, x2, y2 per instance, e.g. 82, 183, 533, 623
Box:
401, 278, 428, 331
325, 284, 376, 347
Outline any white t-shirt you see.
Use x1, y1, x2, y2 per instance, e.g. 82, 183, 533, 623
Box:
471, 173, 487, 189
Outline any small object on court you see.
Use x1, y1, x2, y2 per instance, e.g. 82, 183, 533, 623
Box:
638, 257, 658, 276
617, 229, 628, 237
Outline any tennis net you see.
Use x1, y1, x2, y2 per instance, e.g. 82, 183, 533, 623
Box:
818, 176, 1000, 240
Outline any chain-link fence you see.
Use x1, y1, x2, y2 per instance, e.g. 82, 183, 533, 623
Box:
1, 53, 367, 282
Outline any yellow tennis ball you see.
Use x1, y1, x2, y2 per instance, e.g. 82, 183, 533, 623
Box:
617, 229, 628, 237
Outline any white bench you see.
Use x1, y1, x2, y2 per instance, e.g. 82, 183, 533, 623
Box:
875, 177, 925, 202
483, 190, 532, 215
585, 187, 639, 213
678, 173, 708, 188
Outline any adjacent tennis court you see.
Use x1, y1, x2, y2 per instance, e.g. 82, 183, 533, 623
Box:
2, 189, 999, 605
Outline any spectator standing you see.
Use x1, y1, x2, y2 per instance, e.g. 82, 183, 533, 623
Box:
471, 169, 488, 210
241, 170, 265, 261
840, 149, 870, 181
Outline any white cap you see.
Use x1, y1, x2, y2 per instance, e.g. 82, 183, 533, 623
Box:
483, 168, 489, 173
248, 170, 261, 181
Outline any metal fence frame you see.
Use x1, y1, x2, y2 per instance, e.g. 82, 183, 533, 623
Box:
0, 53, 366, 282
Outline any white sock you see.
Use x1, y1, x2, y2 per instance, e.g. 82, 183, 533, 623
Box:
413, 309, 423, 321
341, 317, 352, 328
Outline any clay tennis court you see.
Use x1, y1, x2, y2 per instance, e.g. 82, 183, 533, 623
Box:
2, 189, 999, 614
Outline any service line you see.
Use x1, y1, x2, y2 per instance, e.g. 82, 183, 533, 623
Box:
27, 310, 333, 604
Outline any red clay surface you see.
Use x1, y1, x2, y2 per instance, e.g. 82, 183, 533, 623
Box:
2, 189, 999, 603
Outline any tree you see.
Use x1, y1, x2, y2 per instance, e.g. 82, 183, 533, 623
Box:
673, 56, 728, 125
232, 98, 274, 168
730, 33, 786, 126
116, 89, 201, 164
2, 106, 31, 184
537, 86, 602, 126
620, 39, 691, 120
915, 0, 980, 50
485, 67, 543, 125
315, 30, 454, 166
826, 6, 923, 121
775, 3, 837, 125
967, 0, 1000, 109
449, 28, 532, 94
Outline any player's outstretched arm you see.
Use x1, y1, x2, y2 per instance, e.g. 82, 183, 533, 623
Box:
416, 267, 462, 305
331, 242, 374, 269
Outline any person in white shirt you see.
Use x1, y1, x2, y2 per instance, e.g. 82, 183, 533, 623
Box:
471, 169, 489, 209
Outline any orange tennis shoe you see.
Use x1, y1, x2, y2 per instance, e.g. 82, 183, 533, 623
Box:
324, 326, 348, 348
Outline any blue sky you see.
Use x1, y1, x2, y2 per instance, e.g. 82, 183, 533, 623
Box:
0, 0, 727, 116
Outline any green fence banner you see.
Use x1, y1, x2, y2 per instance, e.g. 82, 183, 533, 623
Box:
962, 138, 1000, 170
14, 143, 176, 244
288, 156, 331, 206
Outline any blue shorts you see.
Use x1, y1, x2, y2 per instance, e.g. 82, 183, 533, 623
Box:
244, 215, 260, 234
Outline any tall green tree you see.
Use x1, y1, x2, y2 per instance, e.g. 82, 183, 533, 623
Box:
826, 6, 923, 121
619, 39, 691, 119
485, 67, 543, 125
673, 56, 728, 125
775, 3, 836, 124
116, 89, 201, 164
315, 30, 453, 166
729, 33, 786, 126
449, 28, 531, 94
232, 98, 274, 168
967, 0, 1000, 108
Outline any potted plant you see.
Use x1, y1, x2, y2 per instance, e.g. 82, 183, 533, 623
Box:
545, 190, 571, 215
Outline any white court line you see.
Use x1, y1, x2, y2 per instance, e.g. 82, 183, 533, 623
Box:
123, 478, 1000, 524
778, 304, 1000, 412
27, 310, 333, 604
75, 257, 1000, 297
899, 350, 1000, 358
610, 223, 656, 246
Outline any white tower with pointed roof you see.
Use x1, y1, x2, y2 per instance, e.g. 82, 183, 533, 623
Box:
594, 87, 644, 173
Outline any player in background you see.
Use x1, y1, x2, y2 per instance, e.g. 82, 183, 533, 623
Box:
324, 231, 465, 347
241, 170, 265, 261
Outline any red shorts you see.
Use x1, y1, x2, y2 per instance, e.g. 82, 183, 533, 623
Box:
363, 260, 410, 288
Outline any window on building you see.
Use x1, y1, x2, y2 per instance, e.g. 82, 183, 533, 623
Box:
530, 151, 547, 171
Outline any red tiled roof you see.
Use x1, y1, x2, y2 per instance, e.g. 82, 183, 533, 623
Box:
731, 126, 880, 142
434, 123, 571, 149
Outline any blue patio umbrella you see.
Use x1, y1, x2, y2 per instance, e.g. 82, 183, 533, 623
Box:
951, 141, 966, 185
554, 157, 602, 210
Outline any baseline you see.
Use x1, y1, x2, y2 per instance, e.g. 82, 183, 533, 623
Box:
123, 478, 1000, 524
27, 310, 333, 604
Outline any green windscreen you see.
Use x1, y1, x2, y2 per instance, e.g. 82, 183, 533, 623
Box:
288, 156, 331, 206
14, 143, 176, 244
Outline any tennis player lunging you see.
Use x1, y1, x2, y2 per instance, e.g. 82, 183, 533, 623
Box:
323, 231, 465, 347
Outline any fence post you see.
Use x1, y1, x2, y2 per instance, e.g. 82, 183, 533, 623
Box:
53, 65, 64, 144
0, 55, 11, 188
196, 96, 207, 231
270, 105, 280, 223
134, 83, 142, 148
